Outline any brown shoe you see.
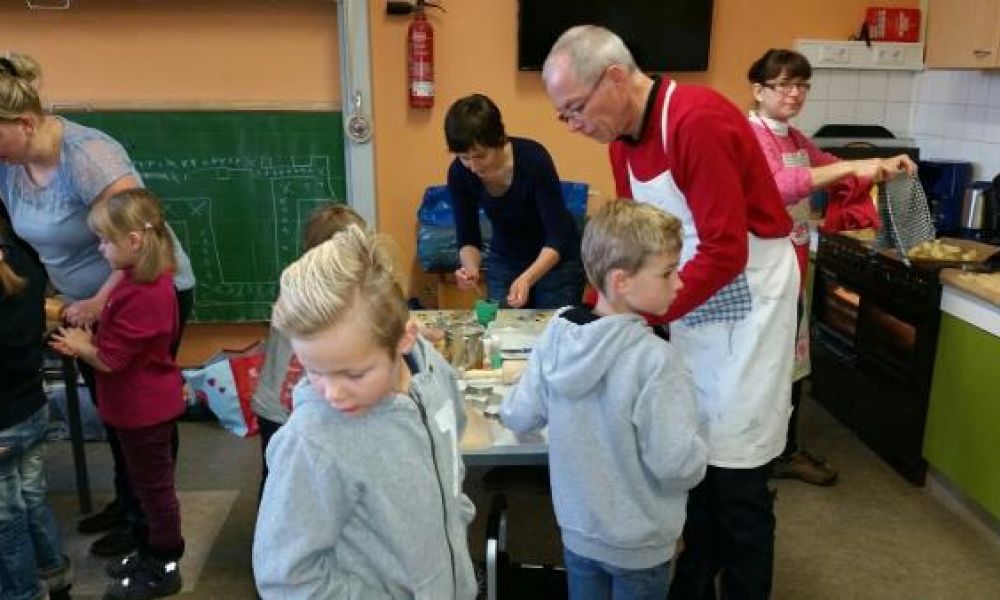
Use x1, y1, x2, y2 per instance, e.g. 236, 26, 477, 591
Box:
772, 449, 838, 486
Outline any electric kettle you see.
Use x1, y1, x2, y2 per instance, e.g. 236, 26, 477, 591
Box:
959, 180, 996, 241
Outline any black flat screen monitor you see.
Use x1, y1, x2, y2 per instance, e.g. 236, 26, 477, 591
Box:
517, 0, 714, 72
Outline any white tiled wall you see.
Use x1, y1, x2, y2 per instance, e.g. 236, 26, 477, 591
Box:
910, 70, 1000, 181
793, 68, 1000, 181
792, 70, 916, 138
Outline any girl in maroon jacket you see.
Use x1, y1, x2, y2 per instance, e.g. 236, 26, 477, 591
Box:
52, 188, 185, 600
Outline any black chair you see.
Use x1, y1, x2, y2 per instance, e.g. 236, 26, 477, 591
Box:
484, 493, 567, 600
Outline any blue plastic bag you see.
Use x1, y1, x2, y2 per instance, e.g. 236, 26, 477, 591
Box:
416, 182, 587, 272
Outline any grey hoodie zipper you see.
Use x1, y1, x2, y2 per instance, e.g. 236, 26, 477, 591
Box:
406, 371, 458, 598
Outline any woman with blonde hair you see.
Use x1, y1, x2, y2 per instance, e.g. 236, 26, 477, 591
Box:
0, 52, 196, 556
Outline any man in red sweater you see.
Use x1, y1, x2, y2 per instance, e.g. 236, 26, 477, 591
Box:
544, 25, 798, 600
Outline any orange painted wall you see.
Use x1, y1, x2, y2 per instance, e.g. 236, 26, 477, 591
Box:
0, 0, 339, 107
370, 0, 917, 294
2, 0, 917, 299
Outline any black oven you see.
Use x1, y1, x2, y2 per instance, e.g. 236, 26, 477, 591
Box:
811, 233, 941, 485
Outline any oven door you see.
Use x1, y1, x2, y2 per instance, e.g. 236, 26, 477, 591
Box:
812, 269, 861, 349
856, 300, 917, 380
810, 268, 863, 425
852, 297, 937, 484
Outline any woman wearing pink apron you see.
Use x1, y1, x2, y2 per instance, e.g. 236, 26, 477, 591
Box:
747, 48, 917, 486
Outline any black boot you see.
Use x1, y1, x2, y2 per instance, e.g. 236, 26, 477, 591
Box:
91, 525, 138, 558
78, 500, 126, 534
49, 584, 73, 600
103, 555, 182, 600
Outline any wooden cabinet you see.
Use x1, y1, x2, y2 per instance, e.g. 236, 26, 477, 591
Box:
925, 0, 1000, 69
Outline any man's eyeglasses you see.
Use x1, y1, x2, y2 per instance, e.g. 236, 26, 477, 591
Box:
762, 81, 812, 95
557, 69, 608, 123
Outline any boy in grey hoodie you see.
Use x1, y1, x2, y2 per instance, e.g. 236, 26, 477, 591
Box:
501, 200, 707, 600
252, 225, 477, 600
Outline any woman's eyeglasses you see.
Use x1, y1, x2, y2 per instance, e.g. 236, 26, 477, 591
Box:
763, 81, 812, 95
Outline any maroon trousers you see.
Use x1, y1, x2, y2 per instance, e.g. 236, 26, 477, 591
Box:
116, 420, 184, 560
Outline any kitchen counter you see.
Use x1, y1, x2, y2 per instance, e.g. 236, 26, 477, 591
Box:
940, 269, 1000, 307
938, 270, 1000, 338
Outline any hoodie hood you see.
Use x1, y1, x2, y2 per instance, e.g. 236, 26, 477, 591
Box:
535, 310, 652, 399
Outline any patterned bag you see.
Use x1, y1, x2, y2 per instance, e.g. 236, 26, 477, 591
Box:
183, 346, 264, 437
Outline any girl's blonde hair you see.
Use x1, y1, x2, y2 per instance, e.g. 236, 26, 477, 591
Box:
272, 224, 408, 356
87, 188, 176, 284
0, 52, 43, 120
0, 217, 26, 296
582, 199, 683, 297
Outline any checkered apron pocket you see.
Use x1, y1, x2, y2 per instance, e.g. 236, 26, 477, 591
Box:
681, 273, 753, 327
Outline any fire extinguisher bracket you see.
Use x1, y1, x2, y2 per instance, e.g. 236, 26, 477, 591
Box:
387, 1, 445, 16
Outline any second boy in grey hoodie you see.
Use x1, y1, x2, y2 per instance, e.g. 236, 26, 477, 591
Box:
501, 200, 707, 596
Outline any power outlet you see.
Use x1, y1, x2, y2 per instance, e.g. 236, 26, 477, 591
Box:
818, 44, 851, 65
874, 47, 904, 66
796, 39, 924, 71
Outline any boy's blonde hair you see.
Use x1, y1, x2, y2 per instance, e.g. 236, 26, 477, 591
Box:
272, 224, 408, 356
87, 188, 176, 284
302, 203, 365, 251
582, 200, 683, 297
0, 52, 43, 120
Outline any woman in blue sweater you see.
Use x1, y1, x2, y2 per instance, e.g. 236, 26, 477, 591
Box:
444, 94, 583, 308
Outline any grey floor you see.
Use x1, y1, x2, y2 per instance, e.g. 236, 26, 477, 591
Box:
45, 393, 1000, 599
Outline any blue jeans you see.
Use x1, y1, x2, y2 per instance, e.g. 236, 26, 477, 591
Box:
564, 547, 671, 600
0, 406, 64, 600
486, 254, 585, 309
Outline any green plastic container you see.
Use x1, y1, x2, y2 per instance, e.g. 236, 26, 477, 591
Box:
474, 299, 499, 327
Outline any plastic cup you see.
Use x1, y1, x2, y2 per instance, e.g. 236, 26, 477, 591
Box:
474, 299, 499, 327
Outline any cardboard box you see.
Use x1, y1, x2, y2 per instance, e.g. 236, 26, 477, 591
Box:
436, 273, 486, 309
866, 7, 921, 43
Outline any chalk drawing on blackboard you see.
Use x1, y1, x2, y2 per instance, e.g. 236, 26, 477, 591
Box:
147, 156, 343, 321
63, 111, 348, 321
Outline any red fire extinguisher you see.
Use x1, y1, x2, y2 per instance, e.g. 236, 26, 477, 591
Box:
407, 1, 443, 109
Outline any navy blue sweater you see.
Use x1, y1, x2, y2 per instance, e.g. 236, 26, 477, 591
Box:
448, 137, 580, 264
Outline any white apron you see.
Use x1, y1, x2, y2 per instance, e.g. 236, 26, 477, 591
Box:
750, 112, 813, 381
782, 149, 813, 382
629, 82, 798, 468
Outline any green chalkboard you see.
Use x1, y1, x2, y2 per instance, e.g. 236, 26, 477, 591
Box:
63, 111, 347, 322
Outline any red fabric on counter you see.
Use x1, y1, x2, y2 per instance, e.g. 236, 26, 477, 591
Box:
821, 178, 881, 234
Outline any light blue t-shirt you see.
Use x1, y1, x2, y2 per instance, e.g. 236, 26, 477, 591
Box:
0, 117, 194, 300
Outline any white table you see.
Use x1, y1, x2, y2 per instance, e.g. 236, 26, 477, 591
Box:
459, 384, 548, 466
